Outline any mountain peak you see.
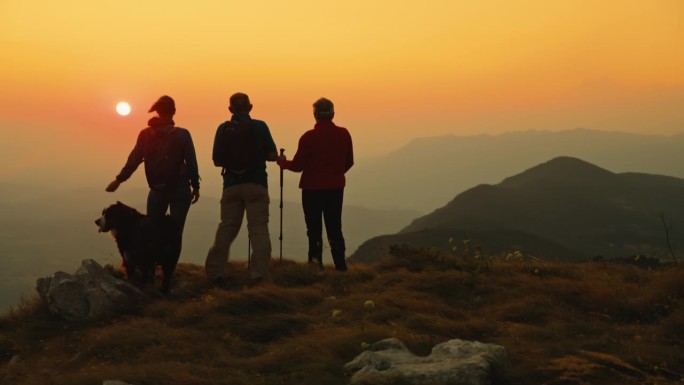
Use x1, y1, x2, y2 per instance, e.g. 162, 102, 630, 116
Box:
545, 156, 603, 167
499, 156, 614, 189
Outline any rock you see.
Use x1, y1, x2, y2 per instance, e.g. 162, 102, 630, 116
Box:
37, 272, 90, 320
345, 337, 509, 385
36, 259, 146, 321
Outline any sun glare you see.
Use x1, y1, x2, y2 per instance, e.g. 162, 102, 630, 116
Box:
116, 101, 131, 116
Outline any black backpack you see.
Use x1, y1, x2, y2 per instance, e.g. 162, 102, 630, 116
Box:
214, 119, 262, 175
143, 127, 185, 190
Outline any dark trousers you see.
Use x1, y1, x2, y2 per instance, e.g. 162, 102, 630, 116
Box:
147, 182, 192, 232
302, 189, 347, 271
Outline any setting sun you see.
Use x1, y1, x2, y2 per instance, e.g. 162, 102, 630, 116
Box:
115, 101, 131, 116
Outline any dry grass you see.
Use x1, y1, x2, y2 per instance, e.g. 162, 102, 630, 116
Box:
1, 248, 682, 385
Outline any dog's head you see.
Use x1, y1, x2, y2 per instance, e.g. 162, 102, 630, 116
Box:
95, 201, 141, 233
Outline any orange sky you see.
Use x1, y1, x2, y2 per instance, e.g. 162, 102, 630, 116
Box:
0, 0, 682, 185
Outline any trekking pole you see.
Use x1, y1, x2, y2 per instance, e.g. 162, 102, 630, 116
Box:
279, 148, 285, 263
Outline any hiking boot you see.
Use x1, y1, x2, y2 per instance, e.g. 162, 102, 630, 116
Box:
309, 256, 324, 271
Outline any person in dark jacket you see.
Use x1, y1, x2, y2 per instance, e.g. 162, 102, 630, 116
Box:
106, 95, 200, 233
205, 92, 278, 284
277, 97, 354, 271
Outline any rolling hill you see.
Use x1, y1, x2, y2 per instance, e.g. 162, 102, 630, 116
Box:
345, 129, 684, 213
351, 157, 684, 262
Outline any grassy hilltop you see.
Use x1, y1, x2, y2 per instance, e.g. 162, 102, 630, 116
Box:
1, 247, 683, 385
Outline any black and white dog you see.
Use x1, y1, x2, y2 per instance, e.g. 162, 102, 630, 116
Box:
95, 201, 181, 293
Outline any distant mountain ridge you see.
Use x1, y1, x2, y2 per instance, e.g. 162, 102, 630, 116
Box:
352, 157, 684, 262
346, 129, 684, 212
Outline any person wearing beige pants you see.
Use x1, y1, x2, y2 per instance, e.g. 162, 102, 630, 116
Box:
205, 92, 278, 284
205, 183, 271, 280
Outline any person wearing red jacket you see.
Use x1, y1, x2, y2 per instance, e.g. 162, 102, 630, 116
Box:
277, 98, 354, 271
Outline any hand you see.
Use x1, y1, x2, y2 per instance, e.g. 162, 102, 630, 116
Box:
191, 188, 200, 204
106, 179, 121, 192
276, 154, 287, 166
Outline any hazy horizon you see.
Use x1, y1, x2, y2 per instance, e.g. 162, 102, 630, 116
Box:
3, 129, 684, 313
2, 126, 683, 192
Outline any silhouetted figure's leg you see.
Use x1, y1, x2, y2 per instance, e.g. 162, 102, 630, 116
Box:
323, 189, 347, 271
148, 183, 191, 257
302, 190, 324, 268
147, 188, 171, 219
244, 184, 272, 279
169, 182, 192, 232
205, 186, 244, 281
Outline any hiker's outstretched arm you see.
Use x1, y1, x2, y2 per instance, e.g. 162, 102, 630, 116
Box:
116, 130, 145, 182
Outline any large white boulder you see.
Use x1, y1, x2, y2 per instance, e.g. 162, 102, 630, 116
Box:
345, 337, 509, 385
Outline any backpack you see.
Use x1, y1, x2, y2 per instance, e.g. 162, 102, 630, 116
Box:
143, 127, 184, 190
214, 119, 262, 176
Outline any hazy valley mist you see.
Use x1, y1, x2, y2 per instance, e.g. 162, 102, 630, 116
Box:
2, 128, 683, 312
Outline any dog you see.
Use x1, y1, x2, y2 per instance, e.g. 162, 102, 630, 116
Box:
95, 201, 181, 293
